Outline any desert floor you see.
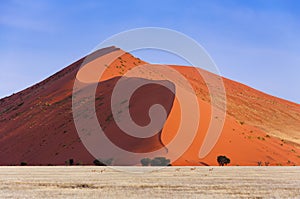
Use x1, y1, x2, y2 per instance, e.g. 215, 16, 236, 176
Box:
0, 166, 299, 198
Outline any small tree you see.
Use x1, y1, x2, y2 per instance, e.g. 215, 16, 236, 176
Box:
217, 156, 230, 166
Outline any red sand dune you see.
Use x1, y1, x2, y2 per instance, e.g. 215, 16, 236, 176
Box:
0, 46, 299, 166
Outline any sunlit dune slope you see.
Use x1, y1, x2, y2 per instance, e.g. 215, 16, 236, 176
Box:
0, 46, 299, 166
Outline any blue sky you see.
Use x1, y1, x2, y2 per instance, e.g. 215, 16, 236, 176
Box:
1, 0, 300, 103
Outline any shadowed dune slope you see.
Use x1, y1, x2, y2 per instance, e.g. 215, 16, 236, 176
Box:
0, 46, 299, 166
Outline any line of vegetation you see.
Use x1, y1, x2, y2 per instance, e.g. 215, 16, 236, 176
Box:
141, 157, 171, 166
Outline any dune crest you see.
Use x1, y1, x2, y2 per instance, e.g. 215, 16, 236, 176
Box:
0, 47, 299, 166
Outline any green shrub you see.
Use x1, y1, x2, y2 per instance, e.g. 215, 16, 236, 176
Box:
141, 158, 151, 166
141, 157, 171, 166
150, 157, 171, 166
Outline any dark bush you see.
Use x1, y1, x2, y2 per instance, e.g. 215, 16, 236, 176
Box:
217, 156, 230, 166
69, 159, 74, 166
65, 159, 74, 166
257, 161, 263, 166
76, 161, 83, 166
93, 159, 106, 166
265, 162, 270, 166
93, 158, 113, 166
20, 162, 27, 166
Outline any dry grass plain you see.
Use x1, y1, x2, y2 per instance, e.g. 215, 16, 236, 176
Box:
0, 166, 299, 198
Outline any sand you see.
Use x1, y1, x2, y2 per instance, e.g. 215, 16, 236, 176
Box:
0, 46, 299, 166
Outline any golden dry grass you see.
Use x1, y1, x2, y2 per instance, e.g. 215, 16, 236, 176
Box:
0, 166, 299, 198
